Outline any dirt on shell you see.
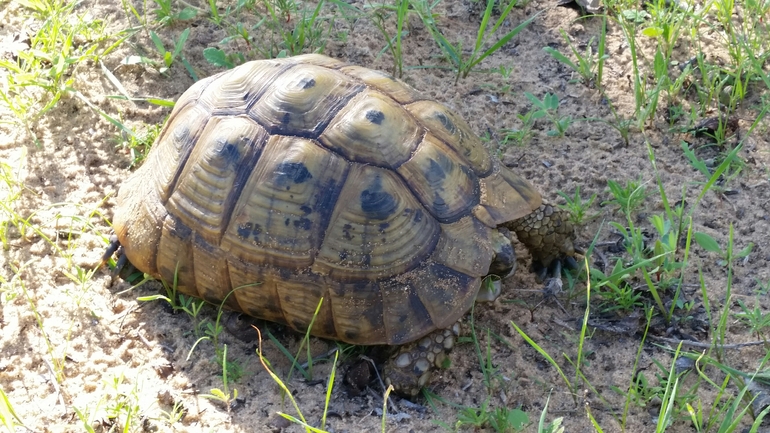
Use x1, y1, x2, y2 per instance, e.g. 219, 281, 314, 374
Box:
2, 0, 770, 432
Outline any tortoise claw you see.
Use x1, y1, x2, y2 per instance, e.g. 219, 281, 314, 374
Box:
100, 234, 121, 266
101, 234, 135, 277
532, 254, 570, 283
563, 254, 578, 270
114, 250, 129, 274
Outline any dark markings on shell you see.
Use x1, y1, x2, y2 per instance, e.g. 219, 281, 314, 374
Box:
193, 232, 217, 253
378, 222, 389, 232
429, 164, 481, 224
418, 163, 481, 224
360, 176, 397, 220
413, 209, 423, 223
365, 110, 385, 125
425, 158, 446, 185
168, 215, 193, 240
501, 165, 539, 205
299, 77, 316, 89
397, 146, 481, 224
274, 161, 313, 187
343, 329, 359, 341
255, 83, 366, 139
216, 141, 241, 167
277, 266, 293, 281
313, 168, 351, 257
300, 205, 312, 215
391, 286, 431, 344
236, 222, 263, 242
432, 192, 447, 214
237, 222, 253, 239
342, 223, 354, 241
293, 217, 312, 231
216, 132, 268, 242
431, 262, 474, 283
434, 111, 456, 134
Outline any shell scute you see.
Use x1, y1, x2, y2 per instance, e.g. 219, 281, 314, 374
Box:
248, 64, 364, 137
339, 65, 422, 104
166, 116, 269, 244
221, 135, 348, 269
198, 59, 288, 114
398, 134, 480, 223
318, 89, 422, 168
405, 100, 493, 176
313, 165, 440, 281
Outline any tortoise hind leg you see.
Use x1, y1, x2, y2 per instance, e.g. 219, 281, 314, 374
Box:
384, 323, 460, 397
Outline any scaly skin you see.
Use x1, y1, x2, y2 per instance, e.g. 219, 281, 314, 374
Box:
383, 324, 460, 397
506, 203, 575, 282
507, 203, 576, 273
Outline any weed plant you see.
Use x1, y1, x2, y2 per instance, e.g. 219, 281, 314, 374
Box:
1, 0, 120, 142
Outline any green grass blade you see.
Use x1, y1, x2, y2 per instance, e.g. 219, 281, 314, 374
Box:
320, 350, 338, 430
511, 321, 574, 400
0, 387, 26, 431
543, 46, 579, 71
171, 28, 189, 61
266, 331, 310, 379
467, 11, 540, 73
474, 0, 496, 55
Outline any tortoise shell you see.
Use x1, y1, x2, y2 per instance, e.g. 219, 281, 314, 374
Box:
113, 54, 542, 346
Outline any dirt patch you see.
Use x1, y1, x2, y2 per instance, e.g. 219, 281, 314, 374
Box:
2, 0, 770, 431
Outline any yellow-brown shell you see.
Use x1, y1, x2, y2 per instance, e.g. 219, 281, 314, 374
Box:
113, 54, 542, 346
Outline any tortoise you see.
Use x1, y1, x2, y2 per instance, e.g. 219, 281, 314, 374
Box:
108, 54, 577, 396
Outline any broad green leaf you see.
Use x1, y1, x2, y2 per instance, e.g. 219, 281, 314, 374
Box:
177, 7, 197, 20
203, 47, 232, 68
694, 232, 721, 253
642, 26, 664, 37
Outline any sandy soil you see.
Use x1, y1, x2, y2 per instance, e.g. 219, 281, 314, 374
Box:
1, 0, 770, 431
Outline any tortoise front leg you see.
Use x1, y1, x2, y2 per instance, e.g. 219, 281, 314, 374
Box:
506, 203, 577, 281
